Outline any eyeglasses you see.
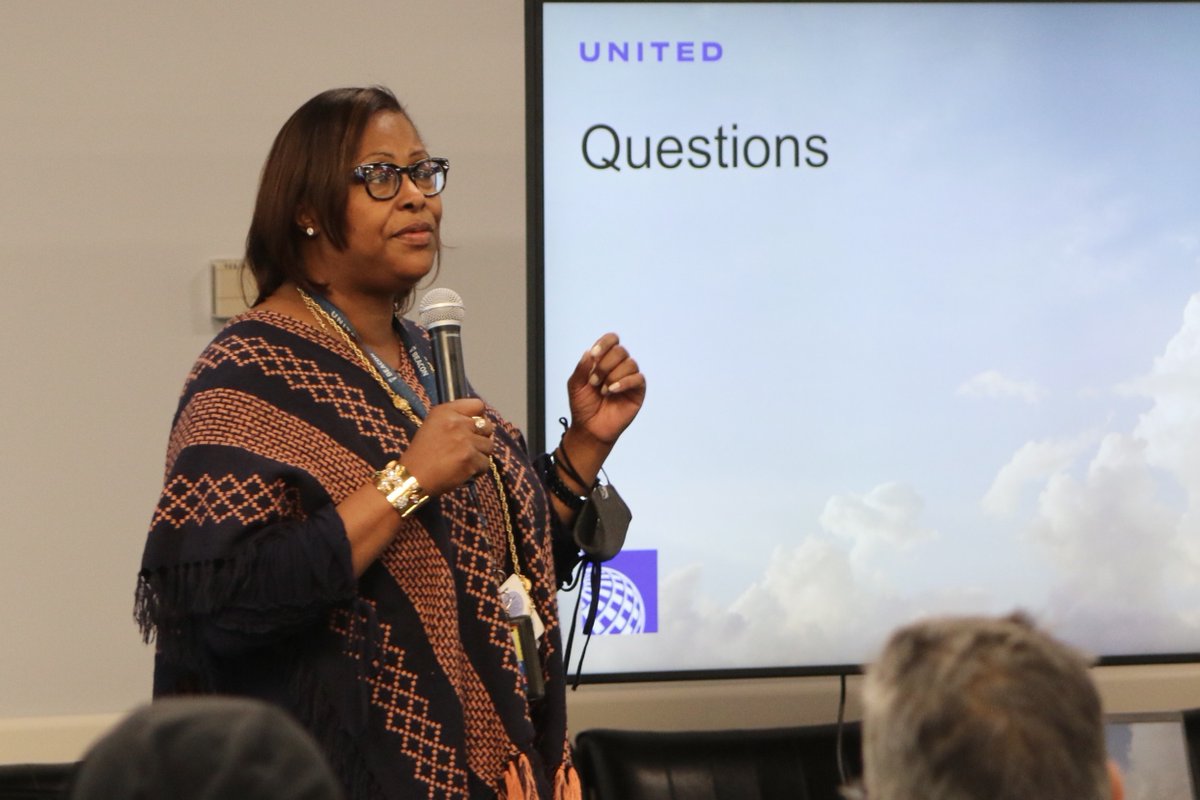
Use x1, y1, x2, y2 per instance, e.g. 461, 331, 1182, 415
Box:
352, 157, 450, 200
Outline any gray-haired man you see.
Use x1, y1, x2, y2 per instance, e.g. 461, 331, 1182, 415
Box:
859, 613, 1123, 800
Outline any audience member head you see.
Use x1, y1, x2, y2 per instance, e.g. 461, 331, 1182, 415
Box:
70, 696, 343, 800
860, 612, 1122, 800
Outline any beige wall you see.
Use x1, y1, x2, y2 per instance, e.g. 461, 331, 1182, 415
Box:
1, 0, 1197, 764
0, 0, 528, 735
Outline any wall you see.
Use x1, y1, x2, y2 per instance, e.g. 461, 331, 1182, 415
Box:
0, 0, 527, 737
0, 0, 1196, 765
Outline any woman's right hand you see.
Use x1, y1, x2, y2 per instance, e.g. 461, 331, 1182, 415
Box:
399, 398, 495, 496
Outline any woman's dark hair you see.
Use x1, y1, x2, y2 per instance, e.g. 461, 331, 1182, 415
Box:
245, 86, 409, 304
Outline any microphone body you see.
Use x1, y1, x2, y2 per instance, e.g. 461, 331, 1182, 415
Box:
418, 288, 469, 403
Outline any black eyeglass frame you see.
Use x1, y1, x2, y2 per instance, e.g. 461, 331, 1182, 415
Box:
351, 157, 451, 200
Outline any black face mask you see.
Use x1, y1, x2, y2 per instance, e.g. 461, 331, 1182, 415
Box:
573, 481, 631, 563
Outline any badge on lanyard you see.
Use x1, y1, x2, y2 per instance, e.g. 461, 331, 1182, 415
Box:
499, 573, 544, 640
499, 574, 546, 701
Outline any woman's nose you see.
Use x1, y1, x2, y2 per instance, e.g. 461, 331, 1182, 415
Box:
395, 172, 426, 209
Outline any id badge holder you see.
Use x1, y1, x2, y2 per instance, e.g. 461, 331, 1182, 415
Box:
499, 574, 546, 701
508, 615, 546, 701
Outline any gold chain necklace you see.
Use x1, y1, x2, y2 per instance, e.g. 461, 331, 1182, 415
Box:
296, 286, 527, 589
297, 287, 422, 426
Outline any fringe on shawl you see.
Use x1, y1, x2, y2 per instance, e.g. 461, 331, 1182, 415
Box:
134, 556, 258, 684
134, 541, 359, 688
554, 763, 582, 800
502, 754, 578, 800
501, 753, 539, 800
291, 658, 387, 800
139, 555, 384, 800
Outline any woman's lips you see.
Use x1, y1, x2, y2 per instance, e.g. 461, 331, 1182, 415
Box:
393, 222, 433, 246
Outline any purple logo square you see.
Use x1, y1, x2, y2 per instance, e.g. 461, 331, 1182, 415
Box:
579, 549, 658, 634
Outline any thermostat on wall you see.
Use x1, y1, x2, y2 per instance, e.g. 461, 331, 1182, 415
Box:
211, 259, 256, 320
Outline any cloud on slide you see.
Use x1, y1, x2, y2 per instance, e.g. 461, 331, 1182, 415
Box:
589, 295, 1200, 672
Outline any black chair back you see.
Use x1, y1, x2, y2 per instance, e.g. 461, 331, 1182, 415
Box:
574, 723, 862, 800
0, 763, 77, 799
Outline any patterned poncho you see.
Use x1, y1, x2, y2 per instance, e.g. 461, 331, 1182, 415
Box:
136, 309, 581, 800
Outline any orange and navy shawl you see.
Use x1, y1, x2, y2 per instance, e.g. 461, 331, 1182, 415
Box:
136, 309, 581, 800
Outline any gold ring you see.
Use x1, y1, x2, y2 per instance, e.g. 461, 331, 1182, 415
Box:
473, 416, 487, 431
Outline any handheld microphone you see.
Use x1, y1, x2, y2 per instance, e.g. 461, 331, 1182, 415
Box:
418, 288, 469, 403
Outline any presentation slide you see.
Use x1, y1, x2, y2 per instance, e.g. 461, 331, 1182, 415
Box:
536, 2, 1200, 676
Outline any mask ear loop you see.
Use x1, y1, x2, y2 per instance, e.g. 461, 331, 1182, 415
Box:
561, 559, 601, 691
561, 563, 583, 689
556, 418, 597, 689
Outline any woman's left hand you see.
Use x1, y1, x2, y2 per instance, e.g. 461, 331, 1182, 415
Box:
566, 333, 646, 446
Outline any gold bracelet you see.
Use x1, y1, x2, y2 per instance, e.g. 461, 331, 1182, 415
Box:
373, 460, 430, 518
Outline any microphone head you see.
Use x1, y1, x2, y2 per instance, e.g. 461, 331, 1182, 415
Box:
418, 287, 465, 330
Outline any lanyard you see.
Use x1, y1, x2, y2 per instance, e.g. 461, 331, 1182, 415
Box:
300, 290, 528, 606
308, 293, 440, 416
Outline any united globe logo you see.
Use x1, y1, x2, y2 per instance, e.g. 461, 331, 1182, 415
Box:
578, 549, 658, 635
580, 567, 645, 634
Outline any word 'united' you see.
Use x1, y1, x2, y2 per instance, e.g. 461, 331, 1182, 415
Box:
579, 41, 723, 63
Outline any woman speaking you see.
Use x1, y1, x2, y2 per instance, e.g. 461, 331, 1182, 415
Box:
136, 86, 644, 800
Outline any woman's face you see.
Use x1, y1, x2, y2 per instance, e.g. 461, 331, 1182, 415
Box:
332, 110, 443, 295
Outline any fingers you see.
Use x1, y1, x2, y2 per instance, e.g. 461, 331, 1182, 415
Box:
402, 402, 497, 495
598, 368, 646, 397
583, 333, 643, 396
442, 397, 486, 417
470, 414, 498, 441
430, 403, 495, 454
439, 399, 495, 443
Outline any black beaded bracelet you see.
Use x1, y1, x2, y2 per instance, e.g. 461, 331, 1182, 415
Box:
543, 452, 587, 512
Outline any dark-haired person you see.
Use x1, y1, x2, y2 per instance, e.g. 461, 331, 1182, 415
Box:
70, 697, 343, 800
136, 86, 644, 800
857, 612, 1124, 800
